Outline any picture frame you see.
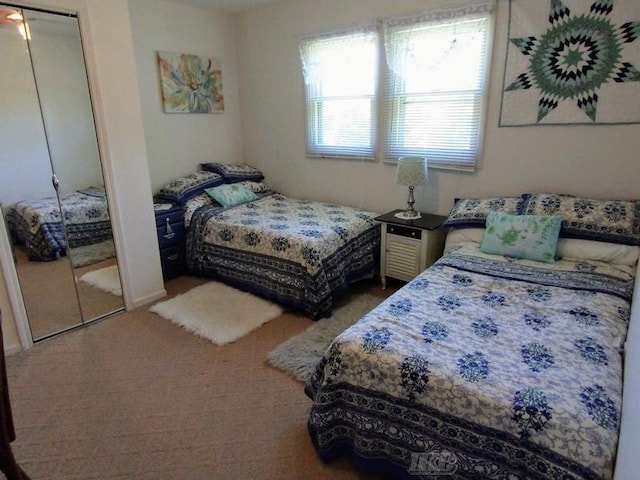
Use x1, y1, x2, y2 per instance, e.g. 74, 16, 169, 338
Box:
156, 51, 224, 114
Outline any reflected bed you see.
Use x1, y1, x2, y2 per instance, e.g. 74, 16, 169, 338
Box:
5, 186, 112, 262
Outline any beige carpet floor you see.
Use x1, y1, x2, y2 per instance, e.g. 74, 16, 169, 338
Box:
5, 274, 401, 480
12, 246, 124, 340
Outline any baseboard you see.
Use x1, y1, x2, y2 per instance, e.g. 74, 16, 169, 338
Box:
4, 342, 23, 356
129, 288, 167, 309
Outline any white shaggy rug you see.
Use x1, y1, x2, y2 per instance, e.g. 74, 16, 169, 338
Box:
266, 293, 383, 382
79, 265, 122, 296
149, 281, 284, 345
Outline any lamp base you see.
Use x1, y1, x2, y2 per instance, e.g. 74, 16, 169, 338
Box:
394, 210, 422, 220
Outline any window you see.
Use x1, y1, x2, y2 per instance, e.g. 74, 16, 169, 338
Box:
299, 4, 494, 170
299, 27, 378, 159
382, 8, 493, 170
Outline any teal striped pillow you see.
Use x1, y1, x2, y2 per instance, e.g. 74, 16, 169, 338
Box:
205, 184, 258, 208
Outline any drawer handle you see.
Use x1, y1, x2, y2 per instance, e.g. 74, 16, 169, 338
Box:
167, 254, 179, 261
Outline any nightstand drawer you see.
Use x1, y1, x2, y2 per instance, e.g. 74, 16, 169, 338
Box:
154, 201, 187, 280
154, 204, 183, 227
386, 224, 422, 240
160, 245, 187, 279
157, 221, 184, 249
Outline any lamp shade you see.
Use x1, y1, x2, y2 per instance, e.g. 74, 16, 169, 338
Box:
395, 156, 428, 187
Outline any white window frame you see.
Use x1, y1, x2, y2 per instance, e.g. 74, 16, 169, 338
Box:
299, 2, 495, 171
381, 5, 495, 171
299, 25, 378, 161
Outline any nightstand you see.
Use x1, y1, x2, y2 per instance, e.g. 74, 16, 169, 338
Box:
154, 202, 187, 280
375, 209, 447, 288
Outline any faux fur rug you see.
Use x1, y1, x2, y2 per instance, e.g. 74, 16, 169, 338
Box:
79, 264, 122, 296
150, 281, 284, 345
70, 240, 115, 268
266, 293, 383, 382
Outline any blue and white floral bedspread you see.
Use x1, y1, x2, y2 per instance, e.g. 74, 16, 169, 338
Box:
306, 245, 634, 479
187, 193, 380, 318
6, 187, 112, 261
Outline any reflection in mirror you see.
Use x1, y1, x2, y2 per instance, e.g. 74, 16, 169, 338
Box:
0, 5, 124, 341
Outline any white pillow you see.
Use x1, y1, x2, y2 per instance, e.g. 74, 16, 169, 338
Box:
183, 192, 213, 228
444, 228, 485, 253
557, 238, 640, 266
237, 181, 271, 193
444, 228, 640, 266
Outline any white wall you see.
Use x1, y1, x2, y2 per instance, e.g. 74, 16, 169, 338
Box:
31, 29, 104, 195
236, 0, 640, 216
129, 0, 244, 193
0, 25, 104, 207
0, 25, 103, 211
0, 29, 53, 206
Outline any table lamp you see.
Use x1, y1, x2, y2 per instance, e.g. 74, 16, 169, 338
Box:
395, 156, 428, 220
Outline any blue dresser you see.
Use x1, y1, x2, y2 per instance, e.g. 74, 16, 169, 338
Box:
154, 202, 187, 280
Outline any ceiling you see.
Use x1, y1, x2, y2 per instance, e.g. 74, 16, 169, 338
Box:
167, 0, 285, 14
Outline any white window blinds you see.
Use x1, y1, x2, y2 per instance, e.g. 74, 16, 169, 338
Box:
299, 26, 378, 160
298, 2, 495, 170
381, 5, 494, 170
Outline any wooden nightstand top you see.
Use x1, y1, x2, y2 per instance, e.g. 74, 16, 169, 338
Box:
153, 201, 181, 214
374, 209, 447, 230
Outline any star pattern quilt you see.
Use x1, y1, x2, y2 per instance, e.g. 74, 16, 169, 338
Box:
500, 0, 640, 125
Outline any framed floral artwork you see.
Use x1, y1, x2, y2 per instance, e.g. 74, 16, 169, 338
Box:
156, 51, 224, 113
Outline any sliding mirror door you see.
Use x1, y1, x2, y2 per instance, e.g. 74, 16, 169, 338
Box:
0, 4, 124, 341
0, 6, 83, 338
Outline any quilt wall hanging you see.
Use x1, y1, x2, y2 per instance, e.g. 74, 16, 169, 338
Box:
499, 0, 640, 126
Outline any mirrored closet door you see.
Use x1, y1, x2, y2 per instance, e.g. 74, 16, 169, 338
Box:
0, 4, 124, 341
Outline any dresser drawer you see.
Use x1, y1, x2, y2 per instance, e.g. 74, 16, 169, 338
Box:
154, 201, 186, 280
160, 245, 187, 279
154, 203, 183, 227
157, 220, 184, 249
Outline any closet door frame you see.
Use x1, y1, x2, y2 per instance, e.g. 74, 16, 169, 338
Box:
0, 0, 126, 351
0, 216, 32, 351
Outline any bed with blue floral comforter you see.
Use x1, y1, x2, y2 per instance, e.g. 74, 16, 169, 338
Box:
186, 192, 380, 318
305, 244, 634, 479
6, 187, 112, 261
